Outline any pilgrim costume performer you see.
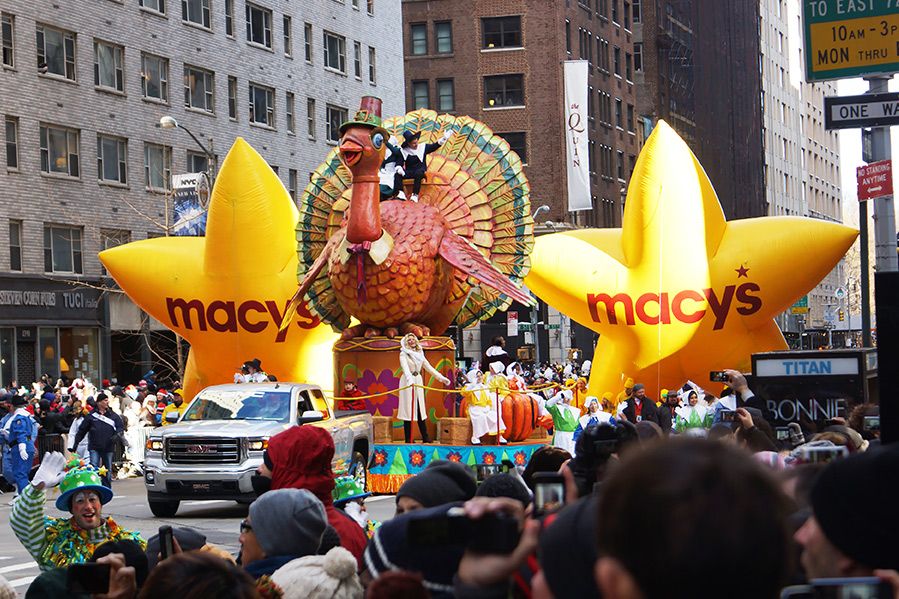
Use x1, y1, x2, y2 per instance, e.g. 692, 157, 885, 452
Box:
572, 395, 614, 446
400, 129, 452, 202
379, 136, 406, 200
463, 369, 506, 445
546, 388, 580, 455
398, 334, 450, 443
10, 452, 144, 570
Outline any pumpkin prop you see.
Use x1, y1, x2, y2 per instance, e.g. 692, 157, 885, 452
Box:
500, 392, 540, 442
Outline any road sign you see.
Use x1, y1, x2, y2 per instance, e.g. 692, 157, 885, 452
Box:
824, 92, 899, 130
836, 286, 846, 300
857, 159, 893, 201
802, 1, 899, 82
791, 295, 810, 314
507, 311, 519, 337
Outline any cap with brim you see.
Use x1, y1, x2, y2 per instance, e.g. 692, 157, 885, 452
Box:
339, 96, 384, 135
333, 476, 371, 506
55, 466, 113, 511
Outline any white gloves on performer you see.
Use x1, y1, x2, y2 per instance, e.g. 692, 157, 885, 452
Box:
18, 443, 28, 460
438, 130, 453, 144
438, 374, 451, 386
32, 451, 67, 489
396, 165, 405, 177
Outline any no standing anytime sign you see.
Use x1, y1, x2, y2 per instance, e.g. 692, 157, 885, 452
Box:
803, 0, 899, 82
857, 160, 893, 201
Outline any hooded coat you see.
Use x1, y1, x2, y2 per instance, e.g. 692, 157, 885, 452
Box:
267, 426, 368, 568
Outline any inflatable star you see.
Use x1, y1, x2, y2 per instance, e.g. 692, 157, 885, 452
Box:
101, 139, 338, 399
525, 122, 857, 399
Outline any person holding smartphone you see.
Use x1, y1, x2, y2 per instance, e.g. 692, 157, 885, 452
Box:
10, 452, 144, 570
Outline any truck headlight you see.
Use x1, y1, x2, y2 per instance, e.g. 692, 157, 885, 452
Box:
146, 438, 163, 451
248, 438, 269, 451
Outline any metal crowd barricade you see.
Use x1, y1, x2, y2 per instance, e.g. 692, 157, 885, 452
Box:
37, 433, 66, 459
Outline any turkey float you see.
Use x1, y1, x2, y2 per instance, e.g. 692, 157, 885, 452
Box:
283, 96, 535, 339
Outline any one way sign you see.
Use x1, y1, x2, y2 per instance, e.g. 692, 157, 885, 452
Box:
825, 92, 899, 130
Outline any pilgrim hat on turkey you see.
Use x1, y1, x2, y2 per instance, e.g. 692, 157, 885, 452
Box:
401, 130, 421, 148
339, 96, 385, 135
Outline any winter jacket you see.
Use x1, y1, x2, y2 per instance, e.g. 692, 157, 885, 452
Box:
72, 409, 124, 452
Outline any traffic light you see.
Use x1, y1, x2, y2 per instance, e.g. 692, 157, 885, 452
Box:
838, 309, 845, 322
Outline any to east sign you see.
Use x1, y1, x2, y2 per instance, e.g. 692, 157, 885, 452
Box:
824, 92, 899, 129
857, 159, 893, 201
803, 0, 899, 81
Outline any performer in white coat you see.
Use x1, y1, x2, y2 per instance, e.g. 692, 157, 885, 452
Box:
398, 334, 450, 443
464, 369, 506, 445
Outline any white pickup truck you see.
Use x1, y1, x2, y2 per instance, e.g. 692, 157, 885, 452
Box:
143, 382, 372, 517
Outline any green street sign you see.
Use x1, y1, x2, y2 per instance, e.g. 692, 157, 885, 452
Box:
791, 295, 810, 314
802, 1, 899, 82
546, 324, 560, 330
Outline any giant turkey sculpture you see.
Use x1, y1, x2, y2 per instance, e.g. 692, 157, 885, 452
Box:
283, 96, 534, 339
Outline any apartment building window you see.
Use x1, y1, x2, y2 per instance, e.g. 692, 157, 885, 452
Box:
352, 0, 359, 9
187, 150, 208, 173
368, 46, 376, 84
367, 0, 374, 15
482, 16, 521, 49
325, 104, 347, 143
288, 168, 298, 202
44, 225, 83, 274
437, 79, 454, 111
615, 98, 623, 128
323, 31, 346, 73
144, 142, 172, 191
624, 1, 630, 28
565, 20, 571, 53
599, 0, 609, 18
225, 0, 233, 36
588, 86, 595, 127
611, 0, 619, 23
5, 117, 18, 170
627, 103, 635, 132
286, 91, 295, 133
36, 24, 76, 80
182, 0, 211, 28
141, 53, 168, 102
139, 0, 165, 14
353, 41, 362, 78
484, 74, 524, 108
500, 132, 527, 164
8, 221, 22, 271
599, 38, 610, 72
249, 82, 275, 127
246, 3, 272, 48
307, 98, 316, 139
184, 65, 214, 112
613, 46, 621, 76
304, 23, 312, 62
40, 124, 79, 177
617, 150, 625, 180
2, 13, 14, 68
410, 23, 427, 55
435, 21, 452, 54
94, 40, 124, 92
411, 80, 429, 109
283, 15, 292, 56
97, 135, 127, 184
228, 75, 237, 119
632, 0, 641, 22
625, 52, 632, 80
634, 42, 643, 71
589, 140, 596, 174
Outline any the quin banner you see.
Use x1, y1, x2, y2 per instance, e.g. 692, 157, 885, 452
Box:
171, 172, 210, 236
564, 60, 591, 212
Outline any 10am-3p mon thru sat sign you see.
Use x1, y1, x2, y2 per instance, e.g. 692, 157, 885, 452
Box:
803, 0, 899, 81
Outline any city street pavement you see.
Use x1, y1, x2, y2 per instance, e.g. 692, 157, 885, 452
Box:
0, 477, 397, 593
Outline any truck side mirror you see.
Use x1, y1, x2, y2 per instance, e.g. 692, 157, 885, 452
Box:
165, 412, 180, 424
299, 410, 324, 424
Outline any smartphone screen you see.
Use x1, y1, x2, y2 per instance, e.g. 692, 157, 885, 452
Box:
474, 463, 500, 482
67, 563, 111, 594
797, 446, 849, 464
720, 410, 736, 423
776, 427, 790, 441
709, 371, 729, 382
533, 473, 566, 515
863, 416, 880, 431
812, 577, 892, 599
159, 525, 174, 560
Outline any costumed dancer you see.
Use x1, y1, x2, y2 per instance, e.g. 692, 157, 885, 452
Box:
673, 389, 712, 436
1, 393, 37, 494
398, 334, 450, 443
10, 452, 144, 570
546, 387, 580, 455
505, 362, 527, 391
333, 476, 379, 539
573, 396, 615, 445
378, 136, 406, 200
399, 128, 452, 202
464, 369, 506, 445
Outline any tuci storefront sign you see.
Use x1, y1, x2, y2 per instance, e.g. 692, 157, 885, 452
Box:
0, 277, 103, 322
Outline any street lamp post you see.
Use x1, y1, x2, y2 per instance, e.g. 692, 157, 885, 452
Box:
158, 116, 217, 181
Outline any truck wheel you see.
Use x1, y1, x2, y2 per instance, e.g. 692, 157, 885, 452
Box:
349, 450, 367, 490
149, 499, 180, 517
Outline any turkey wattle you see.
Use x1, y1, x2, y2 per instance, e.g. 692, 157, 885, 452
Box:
283, 96, 534, 339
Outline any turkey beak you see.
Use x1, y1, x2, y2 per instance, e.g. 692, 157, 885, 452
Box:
340, 139, 364, 167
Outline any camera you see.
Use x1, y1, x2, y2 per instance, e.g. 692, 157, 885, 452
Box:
795, 445, 848, 465
811, 577, 892, 599
775, 427, 790, 441
406, 506, 520, 554
720, 409, 737, 423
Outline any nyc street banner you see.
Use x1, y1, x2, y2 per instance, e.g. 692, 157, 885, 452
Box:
564, 60, 591, 212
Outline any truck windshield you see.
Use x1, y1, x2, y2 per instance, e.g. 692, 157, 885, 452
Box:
181, 390, 292, 423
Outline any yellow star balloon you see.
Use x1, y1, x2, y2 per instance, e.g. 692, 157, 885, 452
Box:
525, 122, 858, 399
100, 138, 338, 399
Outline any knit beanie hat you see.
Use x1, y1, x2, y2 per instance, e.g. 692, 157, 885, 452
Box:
395, 460, 476, 508
249, 488, 327, 558
271, 547, 362, 599
0, 574, 15, 599
474, 473, 531, 508
810, 444, 899, 570
538, 495, 602, 599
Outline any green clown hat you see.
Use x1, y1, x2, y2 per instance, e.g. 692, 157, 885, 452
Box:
339, 96, 384, 135
55, 461, 114, 511
332, 475, 370, 506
